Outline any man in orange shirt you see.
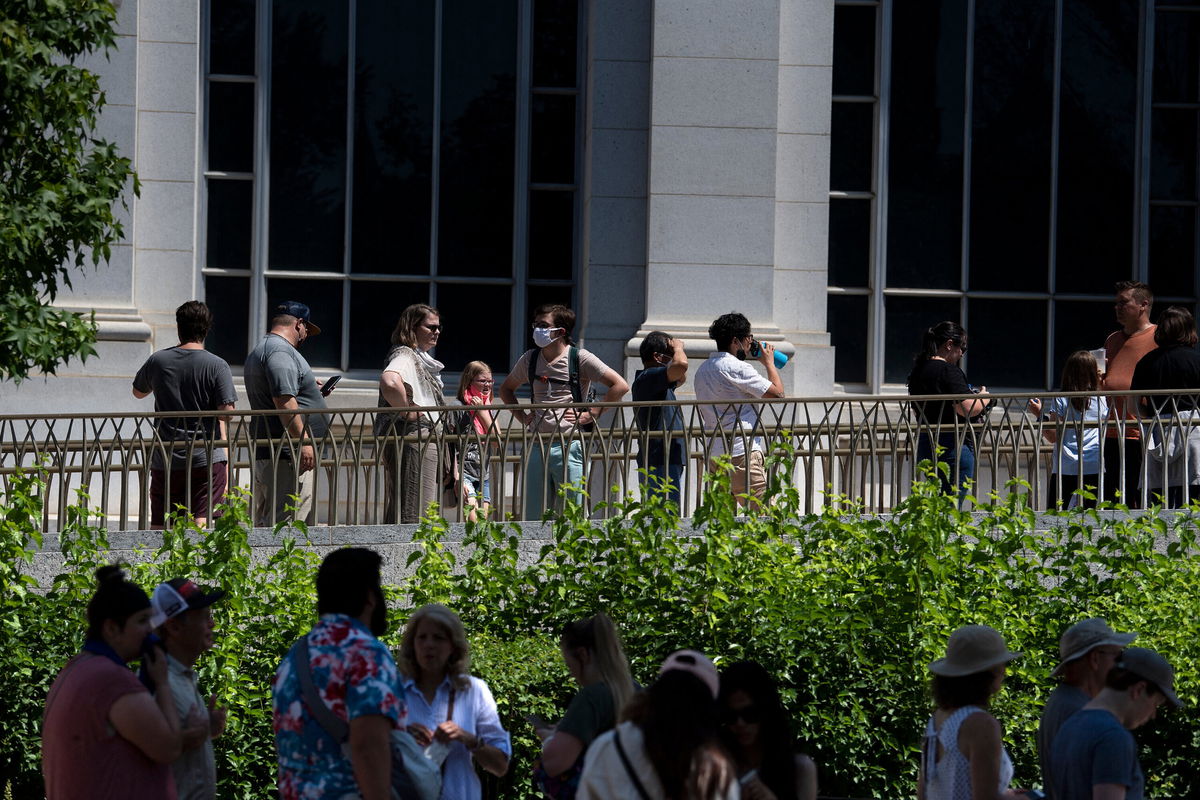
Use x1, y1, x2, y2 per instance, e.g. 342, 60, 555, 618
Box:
1102, 281, 1156, 507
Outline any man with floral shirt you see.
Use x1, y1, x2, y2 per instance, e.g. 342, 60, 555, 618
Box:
272, 548, 405, 800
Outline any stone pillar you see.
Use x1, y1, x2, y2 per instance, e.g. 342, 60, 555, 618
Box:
625, 0, 834, 396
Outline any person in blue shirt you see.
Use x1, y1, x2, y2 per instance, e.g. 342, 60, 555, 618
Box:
632, 331, 689, 508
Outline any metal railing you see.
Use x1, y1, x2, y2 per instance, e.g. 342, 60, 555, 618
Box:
2, 390, 1198, 531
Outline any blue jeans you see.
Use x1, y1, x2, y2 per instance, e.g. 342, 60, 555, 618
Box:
524, 440, 585, 519
916, 432, 975, 498
639, 462, 684, 508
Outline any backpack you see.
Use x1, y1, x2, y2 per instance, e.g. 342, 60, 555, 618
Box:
527, 346, 595, 431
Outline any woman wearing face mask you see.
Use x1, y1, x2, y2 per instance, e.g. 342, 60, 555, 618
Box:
376, 303, 446, 523
533, 612, 637, 798
907, 321, 992, 497
42, 565, 183, 799
397, 604, 510, 800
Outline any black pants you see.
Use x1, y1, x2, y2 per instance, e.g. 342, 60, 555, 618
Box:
1101, 437, 1142, 508
1046, 473, 1099, 509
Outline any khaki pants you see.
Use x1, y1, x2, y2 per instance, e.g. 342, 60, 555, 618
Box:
709, 450, 766, 506
253, 457, 315, 526
382, 439, 441, 524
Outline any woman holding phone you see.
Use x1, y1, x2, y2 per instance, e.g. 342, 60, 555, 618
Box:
42, 566, 183, 799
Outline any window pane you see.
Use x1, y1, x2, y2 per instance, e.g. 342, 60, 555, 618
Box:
351, 0, 435, 275
210, 0, 255, 76
269, 0, 348, 272
1151, 108, 1198, 202
884, 295, 960, 384
968, 0, 1054, 291
533, 0, 578, 88
828, 198, 871, 287
967, 299, 1046, 388
886, 0, 966, 290
829, 102, 873, 193
832, 4, 876, 97
1149, 205, 1197, 297
1154, 11, 1199, 104
1055, 0, 1139, 293
529, 190, 574, 280
206, 180, 253, 269
437, 0, 518, 277
265, 278, 345, 369
208, 82, 254, 173
348, 282, 431, 371
531, 94, 576, 184
203, 275, 251, 366
828, 294, 868, 384
434, 283, 513, 372
1052, 300, 1116, 386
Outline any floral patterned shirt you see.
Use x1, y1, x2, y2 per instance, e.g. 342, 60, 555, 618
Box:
272, 614, 406, 799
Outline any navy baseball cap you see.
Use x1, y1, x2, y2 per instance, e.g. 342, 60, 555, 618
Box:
275, 301, 321, 335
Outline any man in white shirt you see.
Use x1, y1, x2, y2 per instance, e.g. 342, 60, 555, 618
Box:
693, 312, 784, 505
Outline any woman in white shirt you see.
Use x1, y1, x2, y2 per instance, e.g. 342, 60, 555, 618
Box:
397, 603, 510, 800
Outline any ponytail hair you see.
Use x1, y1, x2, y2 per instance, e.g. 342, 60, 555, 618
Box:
908, 321, 967, 386
86, 565, 150, 639
561, 612, 636, 714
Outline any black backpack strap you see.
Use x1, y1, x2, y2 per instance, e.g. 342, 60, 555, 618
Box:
613, 726, 652, 800
567, 346, 583, 404
527, 349, 540, 396
293, 637, 349, 744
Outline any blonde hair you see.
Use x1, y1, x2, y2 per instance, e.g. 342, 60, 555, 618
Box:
561, 612, 636, 714
398, 603, 471, 690
457, 361, 492, 402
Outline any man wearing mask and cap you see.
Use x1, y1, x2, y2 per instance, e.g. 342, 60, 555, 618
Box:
150, 578, 229, 800
1038, 618, 1137, 798
1049, 647, 1180, 800
499, 304, 628, 519
244, 301, 331, 526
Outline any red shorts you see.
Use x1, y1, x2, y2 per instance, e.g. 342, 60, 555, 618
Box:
149, 462, 229, 525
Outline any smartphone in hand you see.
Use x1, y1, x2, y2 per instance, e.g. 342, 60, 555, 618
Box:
320, 375, 342, 396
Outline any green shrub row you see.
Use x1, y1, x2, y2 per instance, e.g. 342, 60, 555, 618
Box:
1, 458, 1198, 799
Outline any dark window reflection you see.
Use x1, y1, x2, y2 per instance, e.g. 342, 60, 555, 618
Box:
885, 295, 960, 384
830, 102, 873, 192
969, 0, 1053, 291
209, 82, 255, 173
1151, 108, 1198, 202
967, 298, 1046, 387
265, 277, 345, 369
886, 0, 966, 290
1149, 206, 1197, 297
434, 283, 512, 371
531, 94, 576, 184
1052, 300, 1115, 384
529, 190, 574, 280
348, 281, 431, 371
206, 180, 253, 269
828, 294, 868, 384
351, 0, 435, 275
533, 0, 578, 88
210, 0, 255, 76
828, 198, 871, 287
1154, 12, 1199, 104
1055, 0, 1138, 294
203, 275, 251, 365
833, 4, 876, 97
269, 0, 348, 272
437, 0, 517, 278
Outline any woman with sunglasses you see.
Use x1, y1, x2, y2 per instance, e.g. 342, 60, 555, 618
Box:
376, 303, 446, 523
718, 661, 817, 800
907, 321, 992, 497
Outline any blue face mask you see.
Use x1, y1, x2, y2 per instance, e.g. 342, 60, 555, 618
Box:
532, 326, 560, 348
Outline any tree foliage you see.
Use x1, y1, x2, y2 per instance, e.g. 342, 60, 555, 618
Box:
0, 0, 137, 383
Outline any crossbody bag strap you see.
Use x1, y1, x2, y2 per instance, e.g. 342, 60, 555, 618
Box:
294, 637, 349, 743
568, 346, 582, 404
613, 727, 652, 800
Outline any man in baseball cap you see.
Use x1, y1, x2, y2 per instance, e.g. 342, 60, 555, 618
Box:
151, 578, 228, 800
1049, 647, 1180, 800
1038, 618, 1137, 798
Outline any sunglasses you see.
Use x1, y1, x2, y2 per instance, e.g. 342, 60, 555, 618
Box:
720, 705, 763, 725
422, 324, 442, 333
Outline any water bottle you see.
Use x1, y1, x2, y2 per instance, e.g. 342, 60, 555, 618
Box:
749, 340, 789, 369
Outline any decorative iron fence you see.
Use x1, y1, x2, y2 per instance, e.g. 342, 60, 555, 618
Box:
2, 390, 1197, 531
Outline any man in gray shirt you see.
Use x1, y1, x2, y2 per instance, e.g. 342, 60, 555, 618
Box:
1038, 618, 1136, 798
132, 301, 236, 527
244, 301, 329, 526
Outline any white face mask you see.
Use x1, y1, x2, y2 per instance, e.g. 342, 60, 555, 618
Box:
532, 326, 560, 348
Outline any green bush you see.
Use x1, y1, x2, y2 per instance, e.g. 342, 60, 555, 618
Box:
1, 459, 1198, 799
